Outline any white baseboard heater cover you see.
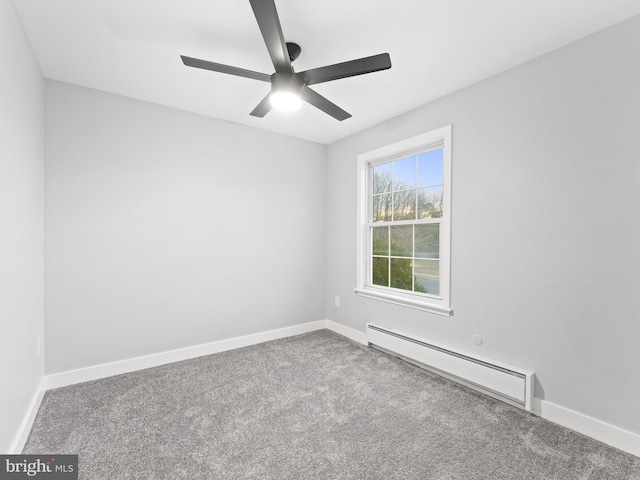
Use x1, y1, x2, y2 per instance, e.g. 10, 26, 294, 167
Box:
367, 324, 534, 411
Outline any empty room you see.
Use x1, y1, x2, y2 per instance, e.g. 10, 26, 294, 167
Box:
2, 0, 640, 478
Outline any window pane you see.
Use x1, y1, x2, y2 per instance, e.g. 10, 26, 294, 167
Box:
372, 257, 389, 287
415, 224, 439, 259
390, 258, 413, 290
373, 194, 392, 222
390, 225, 412, 257
393, 156, 416, 191
373, 163, 393, 194
393, 190, 416, 220
417, 186, 443, 218
418, 149, 443, 187
414, 259, 440, 295
372, 227, 389, 256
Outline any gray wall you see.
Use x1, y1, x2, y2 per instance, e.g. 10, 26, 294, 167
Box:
0, 0, 45, 452
325, 16, 640, 434
44, 81, 326, 374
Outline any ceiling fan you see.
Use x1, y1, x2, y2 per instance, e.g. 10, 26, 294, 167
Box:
181, 0, 392, 121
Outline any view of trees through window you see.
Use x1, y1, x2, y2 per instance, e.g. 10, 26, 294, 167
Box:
370, 148, 443, 295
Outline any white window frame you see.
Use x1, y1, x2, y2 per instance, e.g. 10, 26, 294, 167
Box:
355, 125, 452, 316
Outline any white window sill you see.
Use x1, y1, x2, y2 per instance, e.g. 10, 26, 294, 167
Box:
354, 287, 453, 316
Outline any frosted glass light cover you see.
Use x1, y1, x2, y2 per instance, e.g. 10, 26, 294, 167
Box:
270, 92, 302, 111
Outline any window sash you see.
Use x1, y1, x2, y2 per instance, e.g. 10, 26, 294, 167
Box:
368, 149, 445, 224
366, 142, 444, 168
367, 221, 442, 300
366, 147, 444, 298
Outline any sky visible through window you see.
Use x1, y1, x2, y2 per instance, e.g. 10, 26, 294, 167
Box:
391, 149, 443, 189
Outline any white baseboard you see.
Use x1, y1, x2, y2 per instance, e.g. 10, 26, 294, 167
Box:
9, 378, 46, 454
324, 319, 367, 345
44, 320, 364, 390
45, 320, 326, 390
534, 399, 640, 458
25, 319, 639, 460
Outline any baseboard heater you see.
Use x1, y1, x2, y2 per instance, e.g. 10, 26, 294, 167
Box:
367, 324, 534, 411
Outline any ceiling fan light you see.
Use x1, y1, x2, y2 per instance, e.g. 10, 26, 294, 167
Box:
270, 91, 302, 112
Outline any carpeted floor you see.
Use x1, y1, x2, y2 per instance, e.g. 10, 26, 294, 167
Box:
24, 330, 640, 479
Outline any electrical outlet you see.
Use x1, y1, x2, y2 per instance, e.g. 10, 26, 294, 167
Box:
37, 337, 41, 357
334, 296, 341, 307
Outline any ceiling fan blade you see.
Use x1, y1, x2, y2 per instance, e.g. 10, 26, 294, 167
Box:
250, 93, 273, 117
181, 55, 271, 82
249, 0, 291, 73
302, 86, 351, 121
299, 53, 391, 86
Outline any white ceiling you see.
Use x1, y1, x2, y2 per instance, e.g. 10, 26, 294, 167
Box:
11, 0, 640, 144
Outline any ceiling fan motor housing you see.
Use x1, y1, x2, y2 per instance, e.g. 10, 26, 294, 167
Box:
271, 72, 304, 96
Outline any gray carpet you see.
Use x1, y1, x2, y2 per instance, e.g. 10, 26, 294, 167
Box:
24, 330, 640, 479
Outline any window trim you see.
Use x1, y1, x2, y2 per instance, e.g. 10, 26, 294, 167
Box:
355, 125, 453, 316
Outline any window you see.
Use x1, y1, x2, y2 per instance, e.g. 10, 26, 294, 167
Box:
355, 126, 452, 315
